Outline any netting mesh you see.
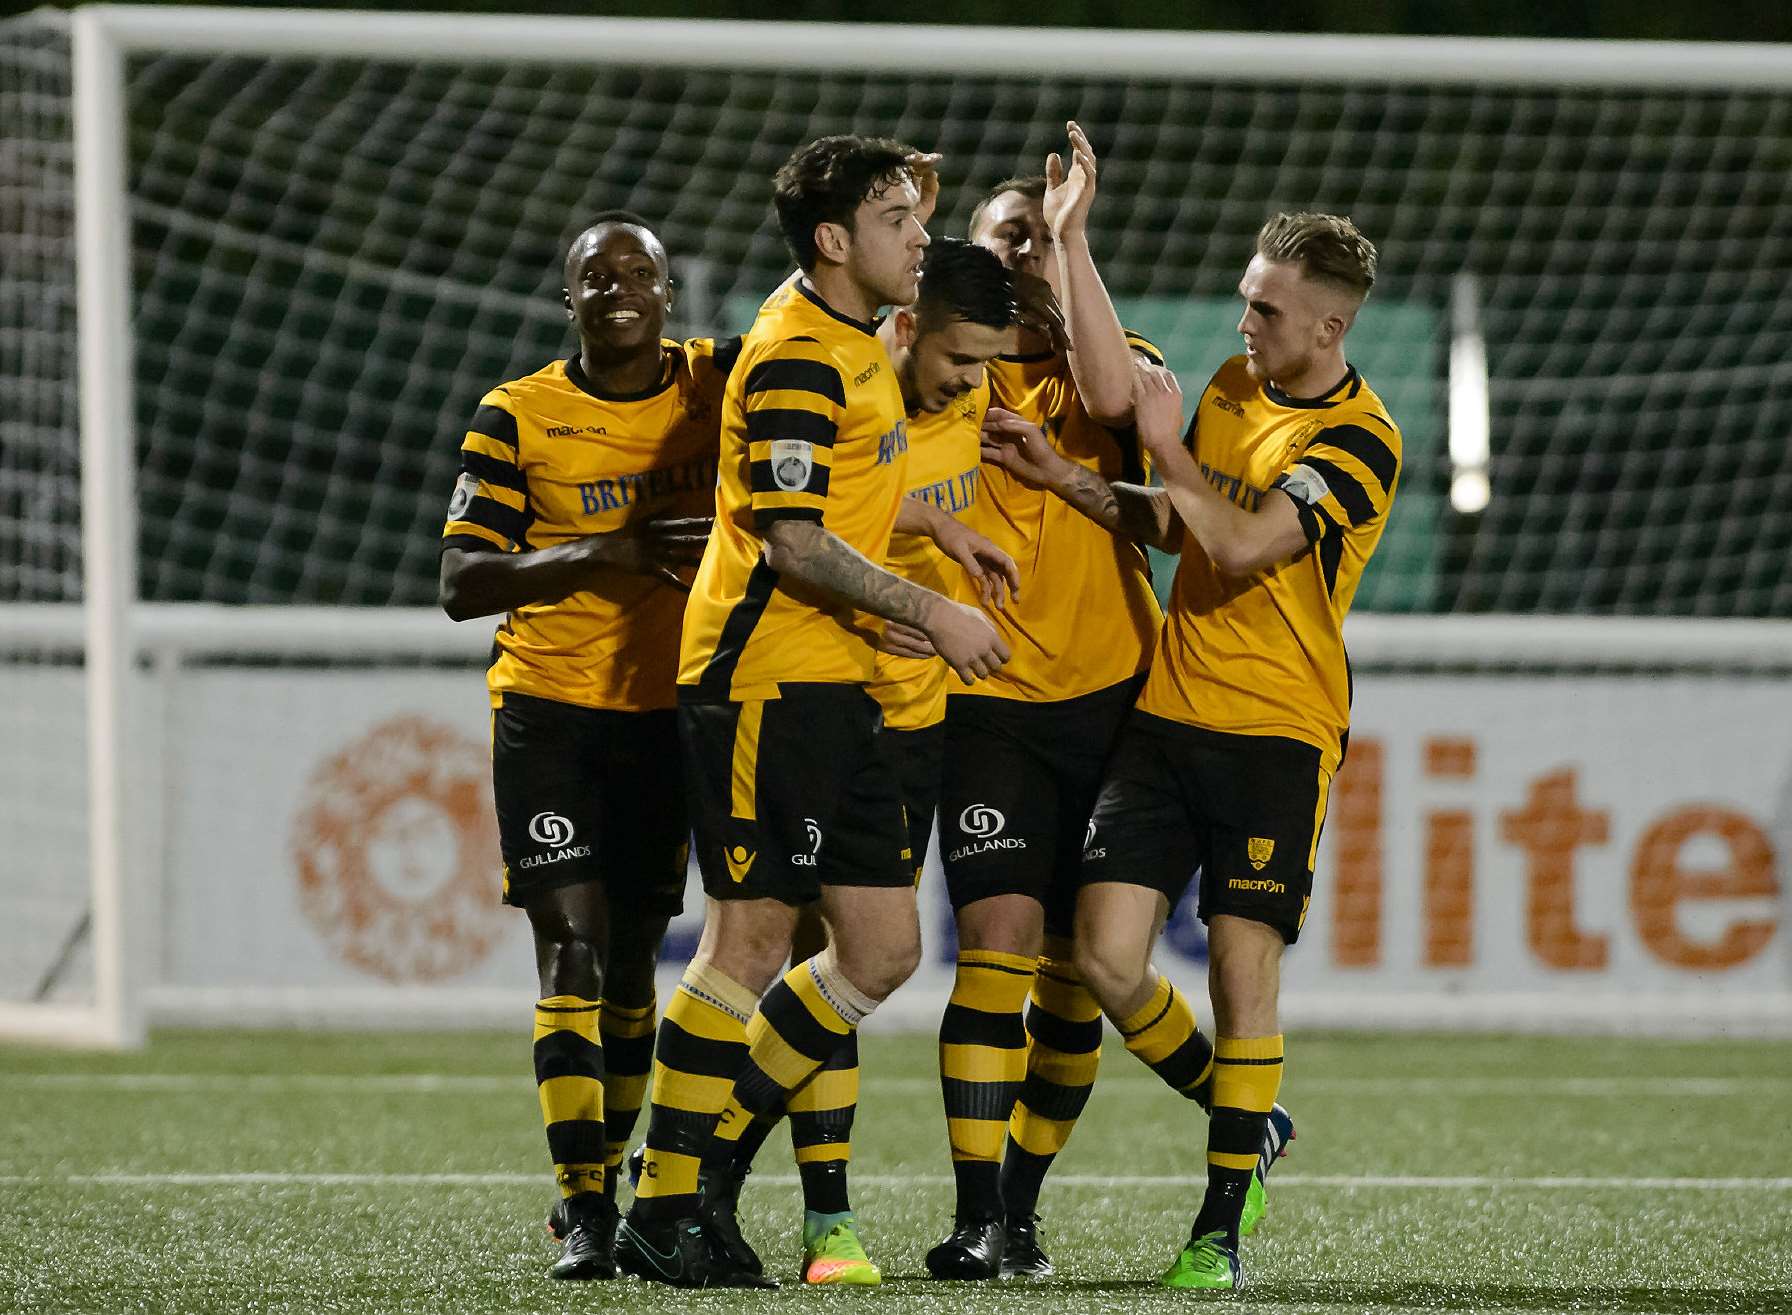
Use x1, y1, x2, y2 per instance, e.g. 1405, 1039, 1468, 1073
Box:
0, 16, 93, 1007
12, 34, 1792, 617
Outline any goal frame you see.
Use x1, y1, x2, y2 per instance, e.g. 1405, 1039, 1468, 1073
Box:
15, 6, 1792, 1044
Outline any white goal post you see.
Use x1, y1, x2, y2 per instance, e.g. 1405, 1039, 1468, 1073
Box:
4, 7, 1791, 1044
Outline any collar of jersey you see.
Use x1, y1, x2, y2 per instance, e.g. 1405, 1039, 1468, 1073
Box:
1264, 363, 1361, 409
563, 346, 679, 403
795, 279, 878, 338
997, 348, 1060, 365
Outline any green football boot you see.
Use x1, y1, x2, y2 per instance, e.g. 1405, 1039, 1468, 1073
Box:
1240, 1101, 1296, 1237
801, 1211, 882, 1286
1159, 1229, 1242, 1291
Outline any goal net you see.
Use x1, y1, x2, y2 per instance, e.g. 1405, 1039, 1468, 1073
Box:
3, 10, 1788, 1040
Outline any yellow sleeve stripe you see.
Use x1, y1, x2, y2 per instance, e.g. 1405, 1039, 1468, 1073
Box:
441, 519, 509, 549
744, 386, 845, 417
461, 432, 520, 465
472, 484, 527, 513
751, 490, 827, 511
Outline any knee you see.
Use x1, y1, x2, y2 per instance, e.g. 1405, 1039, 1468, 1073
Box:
834, 925, 922, 1002
1072, 924, 1144, 1018
540, 926, 604, 998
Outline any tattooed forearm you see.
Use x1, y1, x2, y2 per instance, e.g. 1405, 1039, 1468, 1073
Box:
764, 520, 936, 627
1052, 466, 1177, 550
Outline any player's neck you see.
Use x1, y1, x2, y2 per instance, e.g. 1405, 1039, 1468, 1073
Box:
577, 341, 666, 397
1269, 351, 1349, 402
802, 268, 879, 328
1009, 325, 1057, 358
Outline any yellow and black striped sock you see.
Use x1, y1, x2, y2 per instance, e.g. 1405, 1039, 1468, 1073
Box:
731, 949, 875, 1125
1191, 1034, 1285, 1247
598, 996, 656, 1198
632, 963, 756, 1220
939, 949, 1037, 1221
1001, 956, 1102, 1221
533, 995, 605, 1200
788, 1033, 859, 1216
1116, 974, 1216, 1107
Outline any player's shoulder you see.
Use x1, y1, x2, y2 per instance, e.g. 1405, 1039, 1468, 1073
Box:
1201, 353, 1257, 401
480, 356, 579, 414
1321, 369, 1403, 457
680, 334, 745, 389
1121, 327, 1164, 365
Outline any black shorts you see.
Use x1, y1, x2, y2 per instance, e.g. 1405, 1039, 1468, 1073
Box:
882, 722, 946, 885
679, 683, 912, 905
1079, 711, 1333, 945
938, 676, 1143, 937
491, 692, 688, 916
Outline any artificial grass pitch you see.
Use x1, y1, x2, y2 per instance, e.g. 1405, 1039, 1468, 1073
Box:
2, 1029, 1788, 1314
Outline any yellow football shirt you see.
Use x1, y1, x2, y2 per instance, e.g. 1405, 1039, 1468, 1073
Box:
1139, 356, 1402, 773
957, 333, 1165, 703
867, 381, 988, 731
441, 339, 732, 711
678, 279, 910, 700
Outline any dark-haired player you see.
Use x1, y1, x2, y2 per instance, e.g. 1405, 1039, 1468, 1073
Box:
616, 136, 1011, 1289
1004, 213, 1397, 1290
439, 212, 732, 1281
924, 122, 1167, 1280
693, 237, 1021, 1287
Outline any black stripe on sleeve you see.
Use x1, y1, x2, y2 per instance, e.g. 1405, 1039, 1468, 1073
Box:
469, 403, 519, 448
1319, 530, 1345, 596
1314, 423, 1399, 494
750, 460, 830, 501
744, 407, 839, 449
711, 334, 745, 381
1123, 329, 1164, 365
1298, 455, 1377, 527
461, 495, 529, 544
743, 356, 846, 406
462, 449, 527, 493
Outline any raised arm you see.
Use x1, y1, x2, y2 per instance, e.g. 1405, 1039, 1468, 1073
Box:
1045, 120, 1138, 427
979, 406, 1179, 552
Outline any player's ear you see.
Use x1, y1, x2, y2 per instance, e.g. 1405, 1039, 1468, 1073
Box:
562, 287, 574, 320
813, 221, 852, 267
891, 307, 918, 351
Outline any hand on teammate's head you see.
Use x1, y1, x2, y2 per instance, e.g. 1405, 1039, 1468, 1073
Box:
1012, 271, 1069, 353
907, 150, 944, 228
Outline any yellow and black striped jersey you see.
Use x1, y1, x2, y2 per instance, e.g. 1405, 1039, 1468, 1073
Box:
1139, 356, 1401, 773
441, 339, 734, 712
678, 278, 909, 700
867, 381, 988, 731
957, 332, 1165, 704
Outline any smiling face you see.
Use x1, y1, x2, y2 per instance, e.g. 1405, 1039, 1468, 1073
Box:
891, 310, 1013, 414
562, 223, 670, 360
971, 189, 1059, 299
834, 173, 931, 311
1235, 253, 1349, 388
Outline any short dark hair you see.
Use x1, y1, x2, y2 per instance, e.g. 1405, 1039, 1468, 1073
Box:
1255, 212, 1377, 302
773, 135, 916, 271
563, 209, 658, 267
969, 175, 1046, 233
912, 238, 1017, 333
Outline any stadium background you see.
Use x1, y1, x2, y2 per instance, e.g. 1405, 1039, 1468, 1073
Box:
2, 5, 1790, 1312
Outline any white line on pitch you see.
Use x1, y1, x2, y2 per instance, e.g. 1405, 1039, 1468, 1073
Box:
1, 1074, 1779, 1097
0, 1172, 1786, 1190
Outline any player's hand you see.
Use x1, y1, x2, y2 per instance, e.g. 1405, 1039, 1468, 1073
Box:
1044, 120, 1098, 240
1131, 363, 1186, 462
930, 516, 1020, 610
596, 515, 711, 589
981, 407, 1072, 490
907, 150, 944, 228
1012, 270, 1070, 354
875, 619, 937, 660
920, 595, 1010, 685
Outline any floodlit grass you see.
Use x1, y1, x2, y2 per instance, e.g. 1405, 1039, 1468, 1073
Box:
2, 1029, 1789, 1313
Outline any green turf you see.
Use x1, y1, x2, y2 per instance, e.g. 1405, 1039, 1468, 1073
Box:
2, 1030, 1789, 1313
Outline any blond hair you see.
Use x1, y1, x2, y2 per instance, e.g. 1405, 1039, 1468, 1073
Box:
1256, 212, 1377, 302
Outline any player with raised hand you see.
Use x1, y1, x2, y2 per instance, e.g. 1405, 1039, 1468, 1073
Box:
438, 211, 732, 1282
616, 135, 1009, 1290
925, 122, 1164, 1281
1061, 214, 1398, 1291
